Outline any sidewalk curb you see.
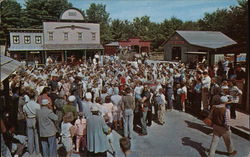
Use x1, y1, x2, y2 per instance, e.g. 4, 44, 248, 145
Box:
231, 126, 250, 140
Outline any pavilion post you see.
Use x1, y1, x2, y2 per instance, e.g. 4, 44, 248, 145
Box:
84, 49, 87, 61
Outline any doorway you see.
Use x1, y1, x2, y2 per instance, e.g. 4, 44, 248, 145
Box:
172, 47, 182, 60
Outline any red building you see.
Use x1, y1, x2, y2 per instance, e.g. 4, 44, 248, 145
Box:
104, 37, 151, 55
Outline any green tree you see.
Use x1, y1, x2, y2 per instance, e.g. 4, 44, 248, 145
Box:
160, 17, 183, 41
198, 0, 248, 51
0, 0, 22, 45
198, 9, 231, 32
86, 3, 112, 43
110, 19, 134, 41
227, 0, 248, 51
132, 16, 152, 39
180, 21, 200, 31
22, 0, 72, 28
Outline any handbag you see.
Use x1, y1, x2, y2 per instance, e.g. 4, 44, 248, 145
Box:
203, 117, 213, 127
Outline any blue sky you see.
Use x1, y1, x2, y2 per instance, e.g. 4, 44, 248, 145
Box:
17, 0, 239, 23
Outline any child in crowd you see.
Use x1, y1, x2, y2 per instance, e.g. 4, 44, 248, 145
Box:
74, 112, 87, 153
61, 112, 75, 157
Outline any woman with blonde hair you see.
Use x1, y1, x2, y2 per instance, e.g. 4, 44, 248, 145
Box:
61, 112, 76, 157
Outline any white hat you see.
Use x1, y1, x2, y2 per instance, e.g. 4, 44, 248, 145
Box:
68, 95, 76, 102
41, 99, 49, 105
51, 73, 59, 77
220, 96, 229, 103
85, 92, 92, 99
221, 86, 229, 90
91, 106, 99, 112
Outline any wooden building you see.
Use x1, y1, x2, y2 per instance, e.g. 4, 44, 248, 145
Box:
7, 8, 103, 64
163, 31, 238, 65
104, 37, 151, 55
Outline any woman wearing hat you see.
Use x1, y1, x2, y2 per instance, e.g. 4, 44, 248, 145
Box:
87, 106, 111, 157
36, 99, 58, 157
37, 87, 53, 110
63, 96, 77, 120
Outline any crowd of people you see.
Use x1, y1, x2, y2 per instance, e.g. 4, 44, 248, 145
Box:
0, 54, 246, 157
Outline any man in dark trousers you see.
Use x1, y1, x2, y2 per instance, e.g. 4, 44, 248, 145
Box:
70, 76, 83, 112
139, 84, 151, 136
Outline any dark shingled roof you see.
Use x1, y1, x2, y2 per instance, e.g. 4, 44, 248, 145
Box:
176, 31, 237, 49
1, 55, 22, 82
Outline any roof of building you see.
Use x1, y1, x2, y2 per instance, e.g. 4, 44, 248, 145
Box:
175, 31, 237, 49
105, 42, 119, 46
8, 28, 43, 32
43, 44, 103, 50
0, 55, 22, 82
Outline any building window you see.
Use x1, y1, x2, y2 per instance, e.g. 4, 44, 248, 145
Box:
64, 32, 68, 40
48, 32, 53, 40
35, 36, 42, 44
13, 36, 20, 44
91, 32, 96, 40
78, 32, 83, 40
24, 36, 31, 44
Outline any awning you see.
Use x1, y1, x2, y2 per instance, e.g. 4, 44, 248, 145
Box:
43, 44, 104, 50
1, 55, 22, 82
8, 45, 44, 51
186, 52, 207, 55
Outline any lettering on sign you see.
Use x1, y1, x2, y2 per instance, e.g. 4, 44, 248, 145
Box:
68, 12, 77, 16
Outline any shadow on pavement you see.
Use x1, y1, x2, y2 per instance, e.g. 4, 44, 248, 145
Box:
184, 120, 213, 135
182, 137, 229, 157
182, 137, 208, 157
236, 125, 250, 132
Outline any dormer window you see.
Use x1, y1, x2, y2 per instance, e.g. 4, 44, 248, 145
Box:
35, 36, 42, 44
13, 36, 20, 44
24, 36, 31, 44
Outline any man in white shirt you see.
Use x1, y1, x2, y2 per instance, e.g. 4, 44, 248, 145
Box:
201, 71, 211, 111
23, 90, 40, 155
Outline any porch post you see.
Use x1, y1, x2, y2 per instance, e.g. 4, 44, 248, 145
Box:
84, 49, 87, 61
234, 53, 238, 66
65, 50, 67, 62
44, 51, 47, 63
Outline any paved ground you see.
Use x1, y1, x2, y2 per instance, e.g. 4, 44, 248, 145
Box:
104, 110, 250, 157
23, 110, 250, 157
